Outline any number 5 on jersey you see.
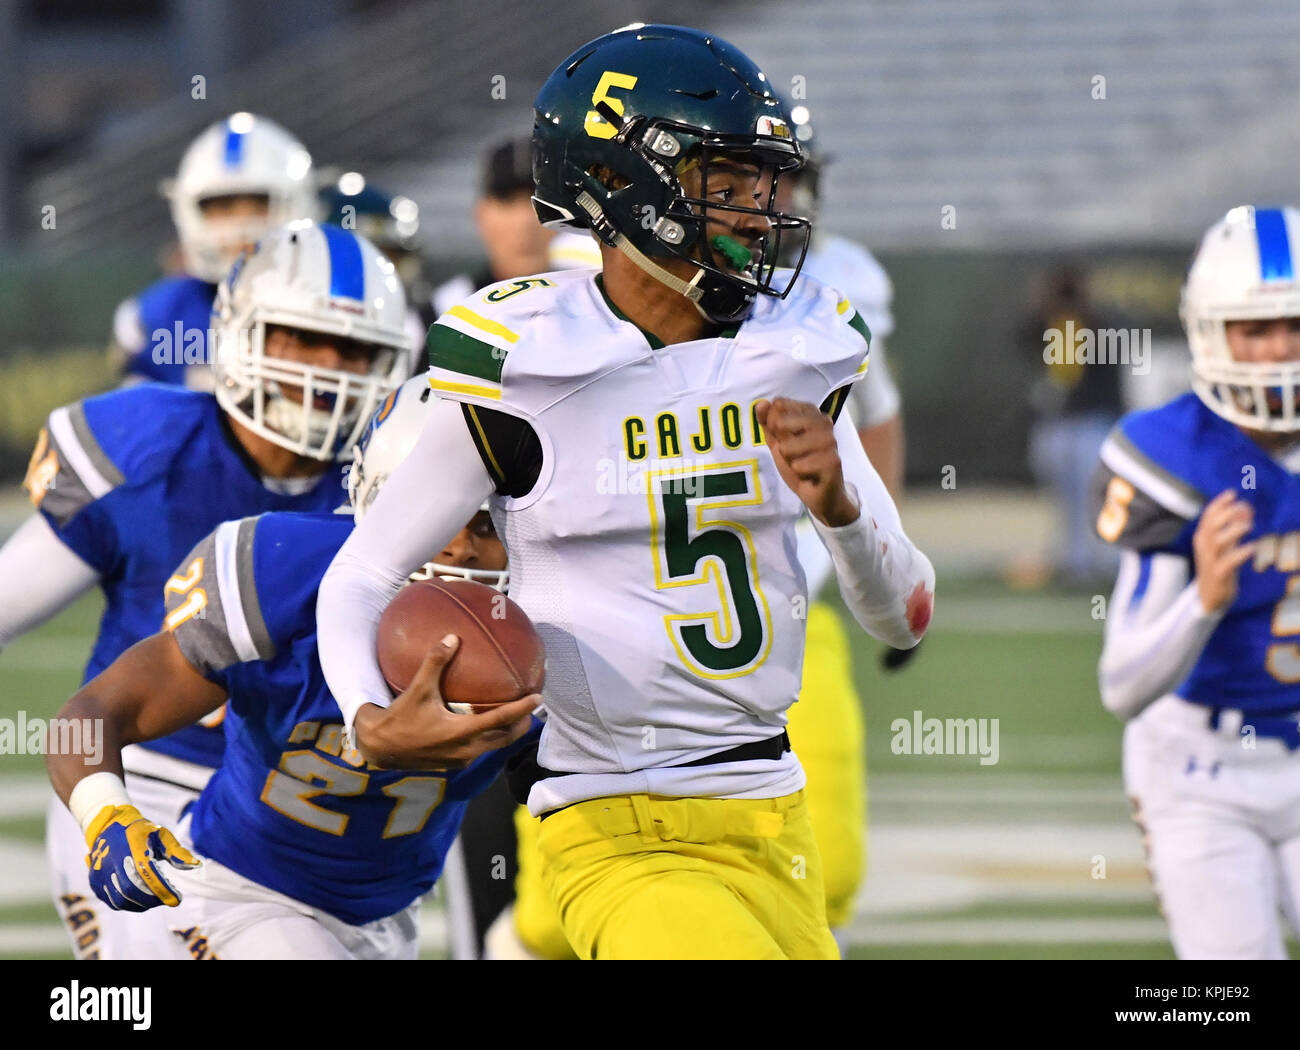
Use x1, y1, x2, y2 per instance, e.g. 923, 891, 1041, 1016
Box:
648, 461, 773, 679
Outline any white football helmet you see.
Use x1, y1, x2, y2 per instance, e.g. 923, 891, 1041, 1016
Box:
164, 113, 316, 283
211, 222, 409, 461
348, 376, 509, 591
1182, 205, 1300, 431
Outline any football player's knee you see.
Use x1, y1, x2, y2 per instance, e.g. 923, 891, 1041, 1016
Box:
596, 871, 785, 960
514, 888, 577, 960
512, 806, 577, 959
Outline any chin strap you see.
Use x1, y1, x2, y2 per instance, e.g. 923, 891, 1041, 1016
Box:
575, 191, 713, 321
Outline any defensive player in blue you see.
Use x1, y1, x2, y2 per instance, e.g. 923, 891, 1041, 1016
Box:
47, 377, 539, 959
1092, 205, 1300, 959
111, 112, 316, 388
0, 221, 409, 958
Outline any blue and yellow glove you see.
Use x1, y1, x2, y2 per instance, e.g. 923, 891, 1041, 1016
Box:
84, 804, 200, 912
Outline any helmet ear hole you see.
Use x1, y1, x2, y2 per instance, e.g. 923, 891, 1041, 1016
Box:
587, 165, 630, 191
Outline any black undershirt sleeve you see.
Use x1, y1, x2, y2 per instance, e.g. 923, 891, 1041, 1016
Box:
820, 386, 852, 424
460, 403, 543, 499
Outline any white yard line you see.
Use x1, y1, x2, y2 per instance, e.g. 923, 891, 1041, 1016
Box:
0, 774, 52, 819
846, 916, 1169, 945
0, 925, 70, 955
0, 839, 56, 905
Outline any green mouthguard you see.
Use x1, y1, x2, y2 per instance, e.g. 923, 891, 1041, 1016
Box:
710, 235, 753, 271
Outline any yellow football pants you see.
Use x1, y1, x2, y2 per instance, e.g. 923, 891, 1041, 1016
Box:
511, 600, 866, 956
536, 790, 839, 960
784, 601, 867, 928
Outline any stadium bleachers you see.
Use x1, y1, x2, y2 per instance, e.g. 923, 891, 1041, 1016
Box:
24, 0, 1300, 259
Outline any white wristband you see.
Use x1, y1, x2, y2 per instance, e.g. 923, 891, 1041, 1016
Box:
68, 771, 132, 836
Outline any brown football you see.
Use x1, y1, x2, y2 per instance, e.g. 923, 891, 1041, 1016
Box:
376, 578, 545, 712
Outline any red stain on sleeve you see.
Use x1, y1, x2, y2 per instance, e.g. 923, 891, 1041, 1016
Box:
906, 582, 933, 637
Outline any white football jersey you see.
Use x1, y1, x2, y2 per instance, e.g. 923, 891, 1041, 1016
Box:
427, 269, 870, 811
547, 229, 603, 270
804, 234, 900, 427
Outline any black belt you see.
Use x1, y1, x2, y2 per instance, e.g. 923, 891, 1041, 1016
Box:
507, 731, 793, 818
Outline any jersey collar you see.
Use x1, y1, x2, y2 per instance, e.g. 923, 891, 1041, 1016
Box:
593, 274, 739, 349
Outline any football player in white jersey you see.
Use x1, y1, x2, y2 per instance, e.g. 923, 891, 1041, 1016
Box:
484, 103, 897, 959
1093, 206, 1300, 958
317, 23, 934, 960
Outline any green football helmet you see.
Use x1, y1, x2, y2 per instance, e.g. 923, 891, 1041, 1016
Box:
532, 23, 811, 324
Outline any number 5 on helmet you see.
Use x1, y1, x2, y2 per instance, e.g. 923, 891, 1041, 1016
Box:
84, 804, 200, 913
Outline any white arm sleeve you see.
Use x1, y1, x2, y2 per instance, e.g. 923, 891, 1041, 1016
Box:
0, 514, 100, 651
810, 411, 934, 648
317, 395, 495, 732
846, 338, 901, 429
1098, 550, 1223, 721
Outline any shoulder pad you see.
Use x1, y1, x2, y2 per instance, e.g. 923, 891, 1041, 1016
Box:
249, 511, 354, 644
426, 272, 582, 408
808, 235, 895, 341
1100, 402, 1208, 521
29, 386, 207, 526
78, 386, 213, 488
166, 516, 275, 679
751, 273, 871, 399
1091, 405, 1208, 551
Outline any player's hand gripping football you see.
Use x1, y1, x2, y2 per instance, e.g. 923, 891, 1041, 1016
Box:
355, 636, 537, 771
1193, 490, 1256, 614
755, 398, 860, 528
84, 804, 199, 912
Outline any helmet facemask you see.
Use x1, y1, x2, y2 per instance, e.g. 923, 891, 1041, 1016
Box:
1181, 205, 1300, 434
215, 317, 401, 462
556, 110, 811, 325
668, 137, 812, 312
1186, 310, 1300, 432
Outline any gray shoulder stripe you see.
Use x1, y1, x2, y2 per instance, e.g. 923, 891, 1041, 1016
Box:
68, 403, 125, 490
1102, 429, 1204, 519
166, 531, 241, 678
235, 516, 276, 662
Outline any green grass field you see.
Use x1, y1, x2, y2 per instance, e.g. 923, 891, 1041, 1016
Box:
0, 575, 1188, 959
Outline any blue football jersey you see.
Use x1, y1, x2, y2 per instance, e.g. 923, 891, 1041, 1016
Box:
32, 385, 347, 767
167, 511, 538, 925
112, 275, 217, 385
1092, 392, 1300, 712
